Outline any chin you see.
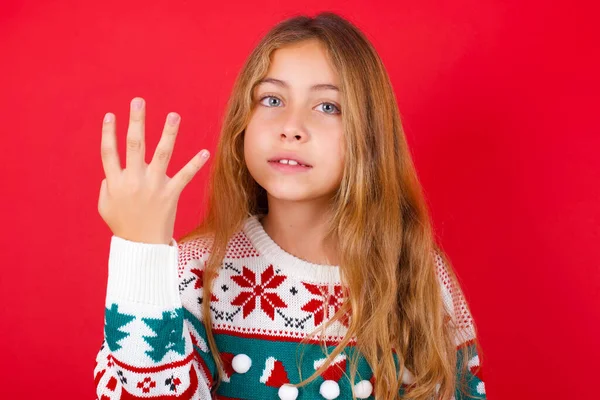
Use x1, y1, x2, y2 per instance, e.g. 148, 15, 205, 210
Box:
263, 183, 339, 204
263, 185, 314, 202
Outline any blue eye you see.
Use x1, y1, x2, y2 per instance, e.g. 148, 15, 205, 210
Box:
317, 102, 341, 115
259, 95, 341, 115
260, 95, 282, 107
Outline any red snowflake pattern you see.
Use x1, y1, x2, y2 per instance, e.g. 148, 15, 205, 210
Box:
301, 283, 350, 327
230, 265, 288, 320
190, 267, 219, 302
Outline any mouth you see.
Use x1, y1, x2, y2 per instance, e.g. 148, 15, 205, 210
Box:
267, 159, 313, 173
267, 158, 312, 168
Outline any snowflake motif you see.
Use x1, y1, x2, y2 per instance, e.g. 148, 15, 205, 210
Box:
137, 377, 157, 393
301, 283, 350, 327
165, 374, 182, 392
190, 267, 219, 302
230, 264, 288, 320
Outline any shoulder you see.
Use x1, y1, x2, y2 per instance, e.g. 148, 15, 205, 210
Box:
432, 250, 455, 320
175, 223, 258, 277
432, 249, 477, 347
176, 234, 215, 278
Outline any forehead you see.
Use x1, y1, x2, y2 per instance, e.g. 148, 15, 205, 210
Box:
259, 40, 341, 90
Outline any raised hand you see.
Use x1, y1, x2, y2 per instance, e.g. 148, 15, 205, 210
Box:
98, 97, 210, 245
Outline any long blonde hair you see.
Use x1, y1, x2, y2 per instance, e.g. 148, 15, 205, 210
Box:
179, 11, 484, 400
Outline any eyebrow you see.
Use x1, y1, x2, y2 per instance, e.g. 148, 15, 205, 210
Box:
257, 77, 341, 92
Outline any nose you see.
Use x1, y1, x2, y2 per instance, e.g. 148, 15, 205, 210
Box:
280, 110, 308, 143
280, 130, 306, 142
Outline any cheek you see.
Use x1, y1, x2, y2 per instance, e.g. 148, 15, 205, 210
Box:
321, 132, 345, 170
244, 117, 262, 150
245, 113, 272, 145
243, 135, 258, 173
243, 127, 270, 178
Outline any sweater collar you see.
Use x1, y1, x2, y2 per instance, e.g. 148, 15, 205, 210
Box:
242, 214, 342, 284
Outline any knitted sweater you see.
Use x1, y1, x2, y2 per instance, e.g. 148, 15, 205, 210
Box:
94, 214, 486, 400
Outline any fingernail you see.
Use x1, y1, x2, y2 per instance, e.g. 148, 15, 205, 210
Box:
104, 113, 114, 123
132, 98, 144, 111
201, 150, 210, 158
168, 113, 180, 125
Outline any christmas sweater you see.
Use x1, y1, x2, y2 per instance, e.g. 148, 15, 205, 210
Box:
94, 214, 486, 400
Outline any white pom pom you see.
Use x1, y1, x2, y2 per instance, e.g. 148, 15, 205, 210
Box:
231, 353, 252, 374
353, 380, 373, 398
278, 383, 299, 400
401, 367, 415, 385
319, 380, 340, 399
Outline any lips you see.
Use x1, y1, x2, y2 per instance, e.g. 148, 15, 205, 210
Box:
268, 159, 312, 167
267, 152, 312, 167
268, 161, 312, 173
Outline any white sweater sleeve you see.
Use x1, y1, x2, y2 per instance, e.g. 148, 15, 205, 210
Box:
93, 235, 216, 400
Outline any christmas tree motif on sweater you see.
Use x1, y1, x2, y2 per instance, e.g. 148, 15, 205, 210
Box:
104, 304, 135, 351
141, 308, 186, 362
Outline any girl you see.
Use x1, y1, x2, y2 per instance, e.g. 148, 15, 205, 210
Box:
95, 12, 486, 400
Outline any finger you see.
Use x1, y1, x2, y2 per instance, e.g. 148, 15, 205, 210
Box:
168, 150, 210, 194
125, 97, 146, 173
100, 112, 122, 182
98, 178, 107, 216
149, 112, 181, 177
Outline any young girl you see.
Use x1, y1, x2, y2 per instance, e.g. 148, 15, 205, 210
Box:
95, 12, 486, 400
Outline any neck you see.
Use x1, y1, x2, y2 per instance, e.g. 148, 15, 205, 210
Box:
260, 195, 339, 267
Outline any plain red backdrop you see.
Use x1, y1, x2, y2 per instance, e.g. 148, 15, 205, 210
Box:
1, 0, 598, 398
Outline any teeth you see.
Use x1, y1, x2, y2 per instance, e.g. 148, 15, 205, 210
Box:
276, 159, 308, 167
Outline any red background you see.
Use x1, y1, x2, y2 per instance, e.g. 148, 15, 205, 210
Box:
1, 0, 598, 398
